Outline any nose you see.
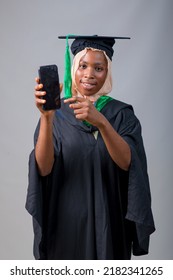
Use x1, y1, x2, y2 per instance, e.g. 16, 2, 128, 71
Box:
84, 67, 94, 79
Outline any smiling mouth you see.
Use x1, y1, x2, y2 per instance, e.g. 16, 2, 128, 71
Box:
81, 81, 97, 90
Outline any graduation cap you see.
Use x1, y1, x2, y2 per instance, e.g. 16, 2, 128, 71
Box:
58, 35, 130, 98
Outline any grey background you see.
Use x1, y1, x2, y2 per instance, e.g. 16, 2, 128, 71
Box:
0, 0, 172, 259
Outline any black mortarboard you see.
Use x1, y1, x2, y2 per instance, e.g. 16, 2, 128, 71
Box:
59, 35, 130, 60
58, 35, 130, 98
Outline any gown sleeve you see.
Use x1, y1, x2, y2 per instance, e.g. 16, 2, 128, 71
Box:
26, 150, 43, 259
115, 107, 155, 255
25, 121, 44, 259
25, 120, 61, 259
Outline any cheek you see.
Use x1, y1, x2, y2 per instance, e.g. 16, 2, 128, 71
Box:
98, 72, 107, 85
75, 70, 81, 84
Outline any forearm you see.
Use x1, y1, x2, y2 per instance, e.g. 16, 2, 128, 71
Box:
35, 114, 55, 176
98, 116, 131, 171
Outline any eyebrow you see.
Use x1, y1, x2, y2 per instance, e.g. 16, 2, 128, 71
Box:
80, 59, 106, 66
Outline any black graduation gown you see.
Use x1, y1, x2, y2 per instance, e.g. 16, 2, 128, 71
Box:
26, 98, 155, 260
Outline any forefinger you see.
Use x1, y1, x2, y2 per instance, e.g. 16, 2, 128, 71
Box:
64, 96, 85, 104
35, 77, 40, 84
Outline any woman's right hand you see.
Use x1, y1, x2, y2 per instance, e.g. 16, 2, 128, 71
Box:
34, 78, 63, 176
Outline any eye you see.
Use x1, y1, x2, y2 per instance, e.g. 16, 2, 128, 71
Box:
79, 63, 87, 69
95, 66, 103, 72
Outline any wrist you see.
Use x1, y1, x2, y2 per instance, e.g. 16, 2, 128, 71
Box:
97, 115, 108, 130
40, 112, 55, 123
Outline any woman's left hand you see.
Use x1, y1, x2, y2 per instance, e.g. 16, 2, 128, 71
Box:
64, 97, 104, 127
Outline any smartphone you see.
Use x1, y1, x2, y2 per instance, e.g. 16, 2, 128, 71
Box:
38, 64, 61, 110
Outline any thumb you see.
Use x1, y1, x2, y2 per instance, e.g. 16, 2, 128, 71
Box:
59, 83, 63, 93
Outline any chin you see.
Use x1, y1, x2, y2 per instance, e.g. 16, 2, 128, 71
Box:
82, 90, 95, 96
79, 87, 99, 96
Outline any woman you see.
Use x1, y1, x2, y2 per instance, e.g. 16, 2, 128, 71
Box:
26, 35, 155, 260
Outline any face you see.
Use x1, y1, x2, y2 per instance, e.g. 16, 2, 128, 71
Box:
75, 50, 108, 96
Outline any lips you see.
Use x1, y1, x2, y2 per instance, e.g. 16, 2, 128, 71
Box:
81, 80, 97, 90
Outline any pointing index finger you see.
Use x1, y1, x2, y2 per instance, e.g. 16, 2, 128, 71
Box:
64, 96, 84, 103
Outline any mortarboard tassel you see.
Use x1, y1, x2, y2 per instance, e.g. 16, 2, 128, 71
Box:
64, 35, 72, 98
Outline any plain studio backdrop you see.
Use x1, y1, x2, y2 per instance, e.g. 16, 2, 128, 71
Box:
0, 0, 172, 260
